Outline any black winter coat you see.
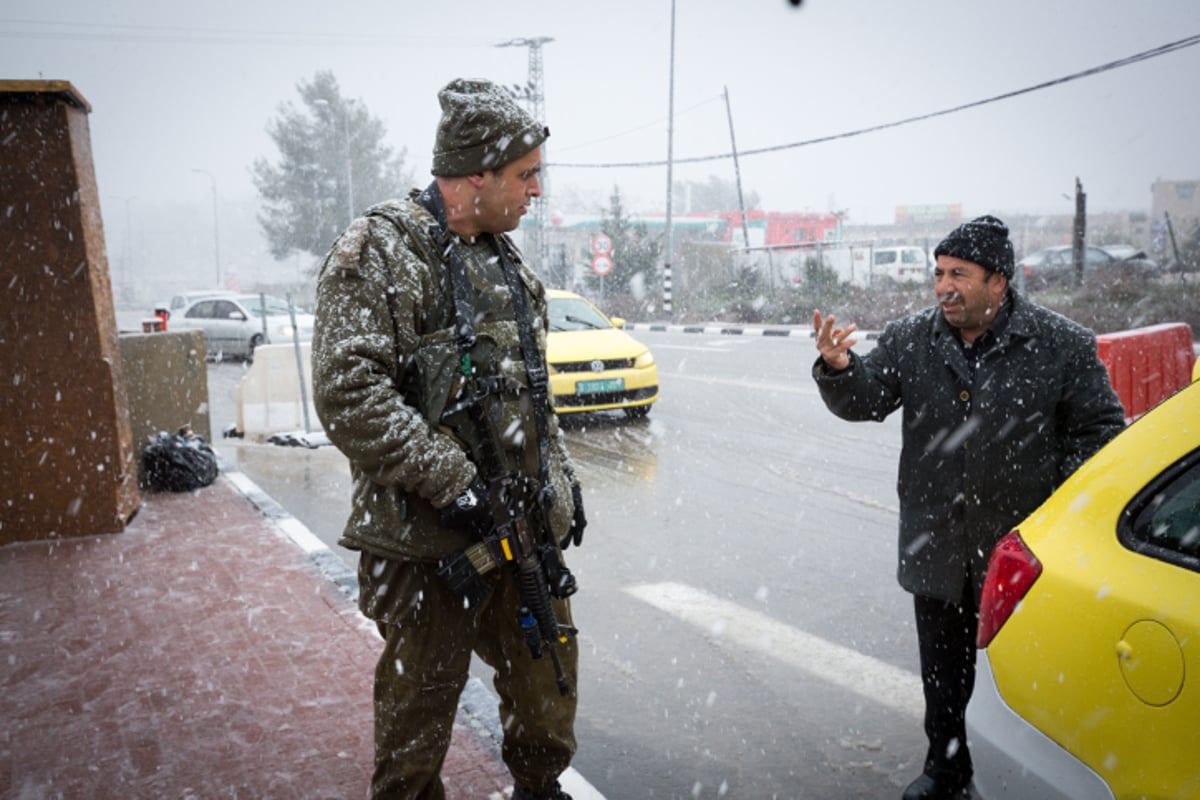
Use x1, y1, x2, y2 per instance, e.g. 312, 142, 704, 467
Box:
813, 291, 1126, 604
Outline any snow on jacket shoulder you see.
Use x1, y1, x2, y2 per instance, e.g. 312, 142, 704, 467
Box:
311, 200, 477, 561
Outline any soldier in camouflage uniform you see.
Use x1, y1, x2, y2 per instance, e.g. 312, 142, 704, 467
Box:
312, 78, 586, 800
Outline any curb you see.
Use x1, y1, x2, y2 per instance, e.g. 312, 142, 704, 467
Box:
624, 322, 880, 340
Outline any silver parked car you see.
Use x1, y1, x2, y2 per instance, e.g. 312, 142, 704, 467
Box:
172, 293, 314, 359
1018, 244, 1160, 288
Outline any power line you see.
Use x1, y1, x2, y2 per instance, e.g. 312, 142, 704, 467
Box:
0, 17, 489, 48
551, 33, 1200, 170
554, 92, 723, 153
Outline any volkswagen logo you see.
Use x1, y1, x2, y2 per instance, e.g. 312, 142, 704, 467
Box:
589, 360, 604, 372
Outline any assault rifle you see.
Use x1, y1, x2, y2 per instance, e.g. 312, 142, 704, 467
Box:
436, 452, 578, 695
486, 473, 576, 695
435, 363, 579, 697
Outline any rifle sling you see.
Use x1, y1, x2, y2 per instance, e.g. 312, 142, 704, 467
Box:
413, 183, 555, 500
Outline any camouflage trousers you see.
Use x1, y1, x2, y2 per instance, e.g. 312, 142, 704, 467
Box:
363, 556, 578, 799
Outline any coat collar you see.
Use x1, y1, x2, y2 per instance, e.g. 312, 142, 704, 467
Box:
927, 290, 1040, 383
929, 289, 1039, 347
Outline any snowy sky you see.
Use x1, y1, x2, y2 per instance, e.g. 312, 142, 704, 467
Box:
3, 0, 1198, 242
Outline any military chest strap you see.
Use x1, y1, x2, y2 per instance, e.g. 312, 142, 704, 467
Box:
411, 182, 554, 498
485, 232, 553, 496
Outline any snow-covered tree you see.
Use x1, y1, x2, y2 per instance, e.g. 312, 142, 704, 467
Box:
252, 71, 412, 262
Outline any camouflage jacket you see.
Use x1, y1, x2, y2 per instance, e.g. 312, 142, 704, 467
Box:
311, 189, 578, 562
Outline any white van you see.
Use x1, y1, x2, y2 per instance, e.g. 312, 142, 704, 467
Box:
871, 246, 930, 285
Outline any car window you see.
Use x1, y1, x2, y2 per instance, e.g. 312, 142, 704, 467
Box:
213, 300, 241, 319
1084, 247, 1114, 265
185, 300, 215, 319
549, 297, 610, 331
237, 295, 293, 317
874, 250, 897, 265
1124, 449, 1200, 572
901, 249, 922, 264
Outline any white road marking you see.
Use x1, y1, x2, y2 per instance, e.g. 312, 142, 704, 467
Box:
662, 370, 820, 395
653, 343, 736, 352
625, 581, 923, 719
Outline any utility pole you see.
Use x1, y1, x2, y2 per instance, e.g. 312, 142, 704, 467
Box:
497, 37, 553, 277
1071, 177, 1087, 288
191, 168, 221, 287
723, 86, 750, 253
663, 0, 676, 316
1164, 211, 1186, 283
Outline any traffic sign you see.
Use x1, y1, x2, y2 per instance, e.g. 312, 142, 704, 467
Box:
592, 254, 614, 276
591, 234, 613, 256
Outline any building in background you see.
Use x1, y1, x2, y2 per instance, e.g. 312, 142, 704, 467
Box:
1151, 178, 1200, 260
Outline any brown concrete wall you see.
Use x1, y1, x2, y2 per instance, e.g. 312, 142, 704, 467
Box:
119, 331, 212, 486
0, 81, 140, 544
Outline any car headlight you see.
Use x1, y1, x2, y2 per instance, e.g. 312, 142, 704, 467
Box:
634, 351, 655, 368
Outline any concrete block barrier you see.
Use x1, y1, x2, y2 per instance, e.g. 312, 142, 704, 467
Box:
236, 342, 319, 441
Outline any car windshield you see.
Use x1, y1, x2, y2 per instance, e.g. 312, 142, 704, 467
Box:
236, 295, 300, 317
549, 297, 610, 331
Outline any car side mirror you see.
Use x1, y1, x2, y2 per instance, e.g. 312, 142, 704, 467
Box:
229, 311, 246, 321
609, 316, 626, 329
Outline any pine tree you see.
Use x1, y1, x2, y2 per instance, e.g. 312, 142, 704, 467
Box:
586, 186, 662, 300
251, 71, 413, 262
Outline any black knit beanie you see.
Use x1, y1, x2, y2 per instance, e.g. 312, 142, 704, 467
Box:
431, 78, 549, 177
933, 215, 1015, 278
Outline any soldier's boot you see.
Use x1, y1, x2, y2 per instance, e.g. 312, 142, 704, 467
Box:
512, 780, 572, 800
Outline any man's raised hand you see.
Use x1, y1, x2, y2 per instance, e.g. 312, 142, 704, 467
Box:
812, 309, 857, 371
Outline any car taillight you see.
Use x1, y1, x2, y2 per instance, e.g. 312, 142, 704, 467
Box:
976, 530, 1043, 648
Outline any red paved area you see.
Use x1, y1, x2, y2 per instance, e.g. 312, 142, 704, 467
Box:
0, 478, 513, 799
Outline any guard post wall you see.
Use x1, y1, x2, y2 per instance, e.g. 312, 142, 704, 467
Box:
0, 80, 139, 544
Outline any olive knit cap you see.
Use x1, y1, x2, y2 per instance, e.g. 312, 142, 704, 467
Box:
934, 214, 1015, 278
431, 78, 549, 177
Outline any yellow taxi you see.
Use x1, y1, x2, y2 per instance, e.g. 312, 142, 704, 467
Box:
545, 289, 658, 417
966, 373, 1200, 799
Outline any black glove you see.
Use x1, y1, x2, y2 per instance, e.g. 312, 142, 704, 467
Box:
438, 476, 492, 537
561, 483, 586, 550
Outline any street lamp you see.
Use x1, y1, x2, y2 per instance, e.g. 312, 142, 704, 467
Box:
314, 98, 355, 226
191, 168, 221, 287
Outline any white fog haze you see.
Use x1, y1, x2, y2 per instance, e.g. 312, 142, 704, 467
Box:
3, 0, 1198, 304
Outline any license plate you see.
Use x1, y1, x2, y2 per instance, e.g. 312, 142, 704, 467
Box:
576, 378, 624, 394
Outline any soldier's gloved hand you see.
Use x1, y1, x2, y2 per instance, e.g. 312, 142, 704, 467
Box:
438, 476, 492, 537
561, 483, 586, 549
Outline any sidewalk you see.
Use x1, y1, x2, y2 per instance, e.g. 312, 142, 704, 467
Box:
0, 474, 513, 799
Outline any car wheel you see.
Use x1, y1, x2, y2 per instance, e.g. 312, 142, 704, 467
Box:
248, 334, 263, 361
624, 405, 651, 419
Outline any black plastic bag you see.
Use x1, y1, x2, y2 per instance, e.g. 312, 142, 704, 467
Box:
143, 428, 219, 492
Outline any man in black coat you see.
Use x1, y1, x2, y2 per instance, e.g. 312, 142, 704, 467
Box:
812, 215, 1126, 800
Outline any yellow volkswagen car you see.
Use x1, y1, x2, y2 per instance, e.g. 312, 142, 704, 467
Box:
545, 289, 658, 417
967, 375, 1200, 799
